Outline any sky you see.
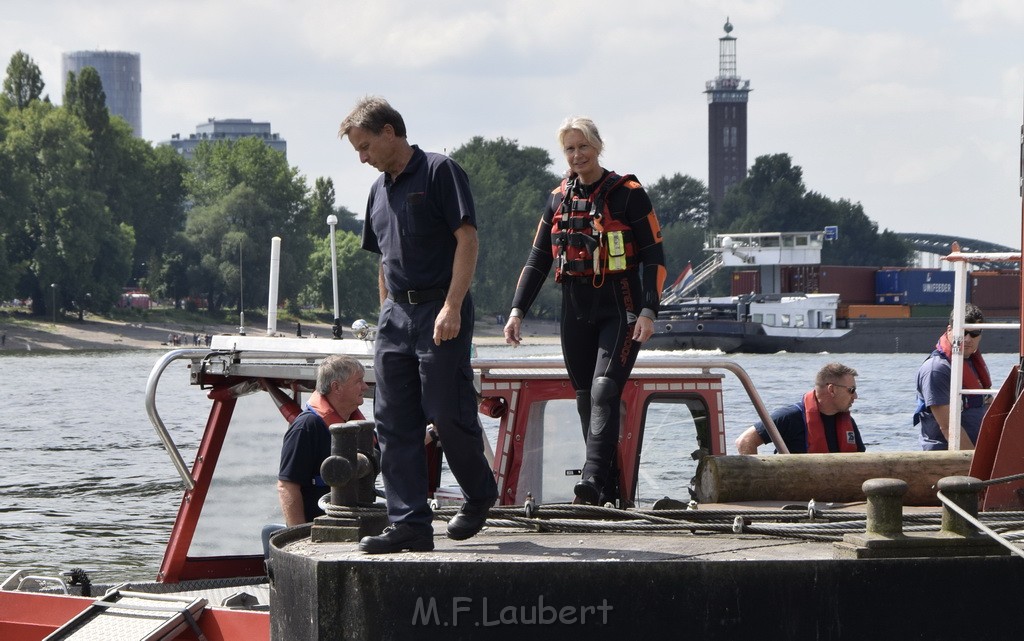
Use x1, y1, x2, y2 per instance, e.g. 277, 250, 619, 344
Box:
3, 0, 1023, 249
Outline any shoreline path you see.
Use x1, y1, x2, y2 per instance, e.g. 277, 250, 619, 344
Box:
0, 315, 560, 353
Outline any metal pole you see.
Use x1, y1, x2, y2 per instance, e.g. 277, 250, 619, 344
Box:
238, 241, 245, 335
327, 214, 342, 338
949, 256, 967, 450
50, 283, 56, 325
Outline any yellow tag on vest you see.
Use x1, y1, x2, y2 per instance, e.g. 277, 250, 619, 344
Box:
606, 231, 626, 271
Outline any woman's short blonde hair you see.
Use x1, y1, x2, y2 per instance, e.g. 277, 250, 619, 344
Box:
557, 116, 603, 156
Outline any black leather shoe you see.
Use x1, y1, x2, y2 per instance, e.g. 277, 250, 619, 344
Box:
359, 524, 434, 554
446, 501, 491, 541
573, 479, 600, 506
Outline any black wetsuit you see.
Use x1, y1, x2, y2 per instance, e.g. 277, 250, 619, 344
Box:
510, 170, 666, 502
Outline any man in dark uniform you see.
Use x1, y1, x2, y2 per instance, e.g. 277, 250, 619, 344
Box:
339, 96, 498, 554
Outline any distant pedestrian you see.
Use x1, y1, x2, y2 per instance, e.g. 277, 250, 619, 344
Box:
1, 331, 6, 347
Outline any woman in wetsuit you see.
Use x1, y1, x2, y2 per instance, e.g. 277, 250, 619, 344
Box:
503, 116, 666, 505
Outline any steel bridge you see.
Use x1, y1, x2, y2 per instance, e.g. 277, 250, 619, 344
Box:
897, 232, 1019, 270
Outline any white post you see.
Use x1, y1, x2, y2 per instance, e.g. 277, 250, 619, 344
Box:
948, 258, 967, 450
327, 214, 341, 338
267, 236, 281, 336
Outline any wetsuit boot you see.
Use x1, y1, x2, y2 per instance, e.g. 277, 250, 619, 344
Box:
574, 377, 620, 505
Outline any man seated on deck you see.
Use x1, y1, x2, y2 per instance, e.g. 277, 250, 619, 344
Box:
734, 362, 866, 455
914, 304, 990, 451
277, 354, 369, 526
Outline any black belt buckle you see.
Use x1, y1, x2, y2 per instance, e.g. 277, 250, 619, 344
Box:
394, 288, 445, 304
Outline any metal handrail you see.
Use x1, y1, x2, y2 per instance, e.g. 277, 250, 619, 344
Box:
146, 351, 785, 488
473, 356, 786, 454
145, 349, 210, 490
944, 250, 1021, 449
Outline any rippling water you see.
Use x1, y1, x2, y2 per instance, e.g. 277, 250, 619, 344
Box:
0, 345, 1019, 585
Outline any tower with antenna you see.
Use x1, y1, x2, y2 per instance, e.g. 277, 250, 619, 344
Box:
706, 19, 751, 214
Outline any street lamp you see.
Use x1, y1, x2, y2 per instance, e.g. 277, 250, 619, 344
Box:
50, 283, 57, 325
327, 214, 342, 339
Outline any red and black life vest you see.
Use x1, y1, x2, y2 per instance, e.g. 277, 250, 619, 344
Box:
550, 171, 639, 284
802, 390, 858, 453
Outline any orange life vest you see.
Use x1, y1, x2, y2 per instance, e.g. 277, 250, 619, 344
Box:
550, 172, 639, 284
802, 390, 858, 453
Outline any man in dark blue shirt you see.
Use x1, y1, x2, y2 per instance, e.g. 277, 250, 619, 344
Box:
339, 96, 498, 554
278, 355, 368, 525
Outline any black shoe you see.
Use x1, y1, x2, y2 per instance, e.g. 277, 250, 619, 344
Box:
358, 524, 434, 554
446, 501, 492, 541
573, 480, 600, 506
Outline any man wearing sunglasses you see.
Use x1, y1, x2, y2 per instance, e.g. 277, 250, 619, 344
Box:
914, 304, 991, 450
735, 362, 865, 454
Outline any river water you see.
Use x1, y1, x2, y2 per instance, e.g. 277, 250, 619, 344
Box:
1, 344, 1020, 586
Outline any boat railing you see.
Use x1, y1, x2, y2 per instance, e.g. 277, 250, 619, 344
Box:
145, 348, 212, 490
944, 249, 1021, 450
474, 356, 787, 454
145, 347, 789, 488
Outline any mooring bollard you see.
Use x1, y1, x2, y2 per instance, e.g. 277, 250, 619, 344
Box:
937, 475, 984, 538
311, 419, 386, 542
320, 419, 377, 507
862, 478, 908, 537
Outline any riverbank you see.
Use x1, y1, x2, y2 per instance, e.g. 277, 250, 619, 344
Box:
0, 314, 561, 352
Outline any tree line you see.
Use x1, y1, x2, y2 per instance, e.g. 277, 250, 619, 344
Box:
0, 51, 911, 323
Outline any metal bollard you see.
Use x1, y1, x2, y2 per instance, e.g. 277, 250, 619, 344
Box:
320, 419, 378, 507
861, 478, 908, 537
937, 475, 984, 537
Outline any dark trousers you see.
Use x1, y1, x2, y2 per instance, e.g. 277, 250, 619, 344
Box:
373, 294, 497, 528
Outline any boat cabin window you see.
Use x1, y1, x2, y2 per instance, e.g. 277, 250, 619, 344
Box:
751, 313, 763, 323
634, 396, 711, 507
795, 314, 805, 327
189, 393, 304, 558
780, 314, 790, 327
514, 399, 587, 504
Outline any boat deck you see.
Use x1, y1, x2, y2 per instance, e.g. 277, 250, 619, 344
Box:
269, 513, 1024, 640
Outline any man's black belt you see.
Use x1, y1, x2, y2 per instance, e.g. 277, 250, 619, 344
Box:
388, 288, 447, 304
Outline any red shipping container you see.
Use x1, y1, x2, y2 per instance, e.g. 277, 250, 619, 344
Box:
970, 272, 1020, 314
780, 265, 876, 304
731, 270, 760, 296
819, 265, 877, 305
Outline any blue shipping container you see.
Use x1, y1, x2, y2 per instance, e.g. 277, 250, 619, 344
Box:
874, 269, 955, 306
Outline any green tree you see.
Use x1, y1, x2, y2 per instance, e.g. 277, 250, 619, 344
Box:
451, 136, 561, 317
2, 51, 45, 109
646, 173, 710, 227
310, 176, 360, 238
184, 138, 311, 311
1, 101, 132, 315
302, 231, 379, 321
65, 68, 187, 275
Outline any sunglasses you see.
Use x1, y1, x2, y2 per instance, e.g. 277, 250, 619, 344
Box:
964, 330, 983, 338
830, 384, 856, 394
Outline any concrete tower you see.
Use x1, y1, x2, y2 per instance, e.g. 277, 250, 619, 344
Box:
705, 20, 751, 213
62, 51, 142, 136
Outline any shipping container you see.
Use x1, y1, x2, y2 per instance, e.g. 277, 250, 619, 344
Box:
875, 269, 955, 306
781, 265, 876, 304
970, 271, 1020, 314
845, 304, 911, 319
909, 305, 951, 318
731, 270, 760, 296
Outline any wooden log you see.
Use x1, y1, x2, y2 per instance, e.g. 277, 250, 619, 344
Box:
693, 451, 974, 506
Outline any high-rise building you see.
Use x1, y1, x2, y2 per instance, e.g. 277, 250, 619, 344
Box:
162, 118, 287, 160
62, 50, 142, 136
705, 20, 751, 214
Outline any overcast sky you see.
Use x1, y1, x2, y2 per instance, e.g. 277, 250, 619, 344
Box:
3, 1, 1023, 250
